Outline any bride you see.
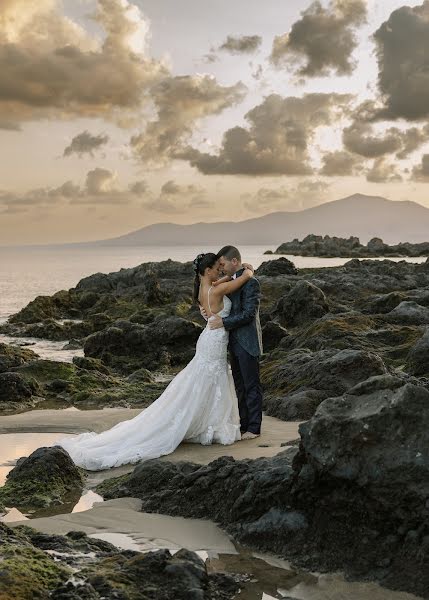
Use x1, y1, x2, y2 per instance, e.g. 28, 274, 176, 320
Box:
55, 252, 254, 471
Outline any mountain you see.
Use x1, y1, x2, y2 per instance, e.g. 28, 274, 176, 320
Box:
88, 193, 429, 247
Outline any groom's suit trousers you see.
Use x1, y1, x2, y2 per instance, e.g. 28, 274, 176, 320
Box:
229, 337, 263, 434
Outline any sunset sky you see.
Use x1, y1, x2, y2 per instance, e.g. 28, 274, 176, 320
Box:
1, 0, 429, 244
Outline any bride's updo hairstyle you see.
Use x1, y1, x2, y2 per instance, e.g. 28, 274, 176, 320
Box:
193, 252, 218, 304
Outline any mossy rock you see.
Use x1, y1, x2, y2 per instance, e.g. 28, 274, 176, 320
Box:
0, 342, 39, 372
0, 540, 70, 599
13, 359, 75, 384
0, 447, 85, 510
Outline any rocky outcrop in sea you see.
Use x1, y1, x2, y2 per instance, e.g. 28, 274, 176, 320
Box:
272, 234, 429, 257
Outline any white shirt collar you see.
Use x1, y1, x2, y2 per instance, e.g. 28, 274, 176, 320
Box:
232, 272, 237, 279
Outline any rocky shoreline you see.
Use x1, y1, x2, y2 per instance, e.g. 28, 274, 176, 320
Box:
269, 234, 429, 258
1, 256, 429, 597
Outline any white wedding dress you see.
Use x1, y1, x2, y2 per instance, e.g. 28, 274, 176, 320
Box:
55, 291, 241, 471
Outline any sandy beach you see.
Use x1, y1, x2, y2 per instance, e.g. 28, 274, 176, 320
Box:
0, 408, 300, 545
0, 407, 301, 465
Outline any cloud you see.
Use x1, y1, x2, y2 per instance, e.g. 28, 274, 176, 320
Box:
366, 158, 402, 183
130, 74, 246, 167
343, 122, 402, 158
242, 179, 330, 213
411, 154, 429, 181
143, 180, 209, 214
128, 180, 148, 195
320, 150, 363, 176
85, 168, 118, 195
270, 0, 367, 77
0, 169, 149, 214
219, 35, 262, 55
178, 93, 352, 176
396, 126, 429, 159
343, 121, 429, 159
373, 1, 429, 121
63, 131, 109, 157
0, 0, 167, 128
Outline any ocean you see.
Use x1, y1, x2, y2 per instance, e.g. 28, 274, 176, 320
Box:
0, 244, 427, 321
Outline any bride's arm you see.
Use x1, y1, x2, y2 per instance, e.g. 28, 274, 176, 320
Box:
212, 268, 253, 296
212, 275, 232, 287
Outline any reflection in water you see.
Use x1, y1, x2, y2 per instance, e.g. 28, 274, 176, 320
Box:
72, 490, 103, 513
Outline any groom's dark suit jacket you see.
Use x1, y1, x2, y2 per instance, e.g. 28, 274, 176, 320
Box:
222, 268, 263, 357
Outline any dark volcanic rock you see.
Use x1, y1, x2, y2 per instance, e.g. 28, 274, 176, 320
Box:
0, 446, 85, 510
274, 234, 429, 258
97, 448, 298, 527
275, 281, 329, 327
84, 316, 203, 373
0, 372, 38, 406
387, 300, 429, 325
0, 523, 239, 600
72, 356, 111, 374
262, 348, 387, 420
8, 290, 77, 325
287, 380, 429, 596
262, 321, 289, 352
256, 257, 298, 277
406, 327, 429, 376
0, 342, 38, 373
263, 389, 325, 421
98, 378, 429, 598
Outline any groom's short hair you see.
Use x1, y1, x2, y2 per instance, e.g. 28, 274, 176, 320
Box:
217, 245, 241, 261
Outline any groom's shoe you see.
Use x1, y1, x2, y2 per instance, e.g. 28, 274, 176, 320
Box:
241, 431, 260, 440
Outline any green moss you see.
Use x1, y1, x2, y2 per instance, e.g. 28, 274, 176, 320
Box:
0, 475, 84, 510
96, 473, 130, 497
0, 542, 70, 599
15, 359, 75, 384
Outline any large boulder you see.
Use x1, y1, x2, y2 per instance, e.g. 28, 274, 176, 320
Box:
9, 290, 76, 324
275, 280, 329, 327
84, 317, 203, 373
262, 348, 387, 420
0, 372, 38, 406
0, 446, 85, 510
256, 257, 298, 277
287, 378, 429, 595
386, 301, 429, 325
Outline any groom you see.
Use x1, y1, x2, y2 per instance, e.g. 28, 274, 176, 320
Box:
209, 245, 263, 440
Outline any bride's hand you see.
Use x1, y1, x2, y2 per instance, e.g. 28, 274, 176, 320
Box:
242, 262, 254, 272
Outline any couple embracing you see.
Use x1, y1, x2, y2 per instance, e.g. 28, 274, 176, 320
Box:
57, 246, 263, 471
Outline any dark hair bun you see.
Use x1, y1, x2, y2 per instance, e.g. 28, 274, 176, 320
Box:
193, 253, 206, 273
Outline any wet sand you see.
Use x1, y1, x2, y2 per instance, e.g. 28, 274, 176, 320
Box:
0, 407, 301, 466
9, 497, 237, 555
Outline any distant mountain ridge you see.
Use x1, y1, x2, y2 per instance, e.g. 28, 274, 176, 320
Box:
87, 194, 429, 247
6, 194, 426, 249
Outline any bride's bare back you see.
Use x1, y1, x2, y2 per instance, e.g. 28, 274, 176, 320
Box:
199, 270, 253, 317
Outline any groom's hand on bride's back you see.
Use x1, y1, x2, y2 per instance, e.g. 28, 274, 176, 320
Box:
200, 305, 208, 321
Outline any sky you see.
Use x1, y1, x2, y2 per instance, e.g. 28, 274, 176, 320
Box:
1, 0, 429, 244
